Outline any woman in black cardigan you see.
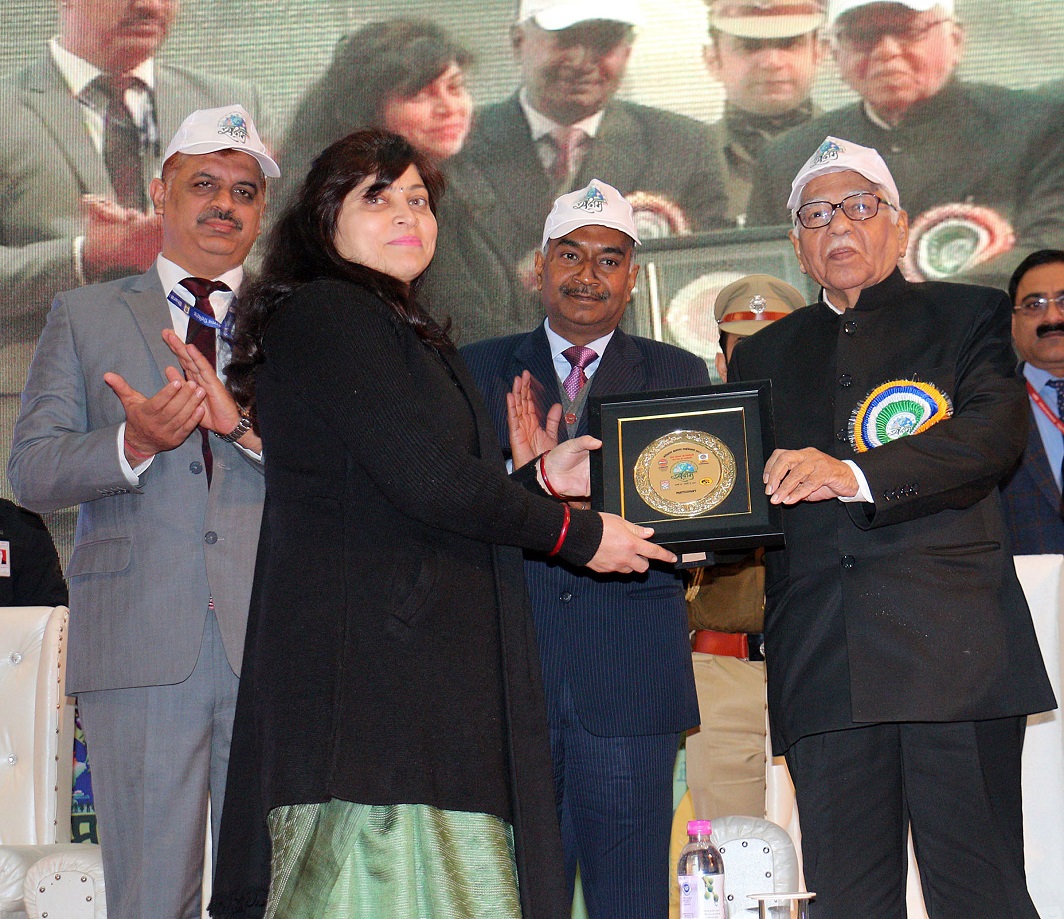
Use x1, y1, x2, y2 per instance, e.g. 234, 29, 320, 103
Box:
209, 129, 672, 919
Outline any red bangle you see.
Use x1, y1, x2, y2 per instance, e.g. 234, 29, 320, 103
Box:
539, 452, 572, 500
548, 504, 571, 557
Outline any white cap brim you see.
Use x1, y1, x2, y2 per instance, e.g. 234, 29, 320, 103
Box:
546, 216, 641, 245
829, 0, 953, 25
167, 140, 280, 178
713, 13, 824, 37
522, 0, 643, 30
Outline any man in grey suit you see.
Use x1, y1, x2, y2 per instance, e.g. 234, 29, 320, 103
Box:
8, 104, 278, 919
0, 0, 266, 530
461, 0, 729, 341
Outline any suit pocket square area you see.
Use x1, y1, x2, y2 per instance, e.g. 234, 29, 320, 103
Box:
66, 536, 132, 577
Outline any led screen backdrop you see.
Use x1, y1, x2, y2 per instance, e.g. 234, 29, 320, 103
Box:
0, 0, 1061, 562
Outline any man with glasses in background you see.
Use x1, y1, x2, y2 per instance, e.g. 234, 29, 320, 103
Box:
745, 0, 1064, 288
1000, 250, 1064, 553
729, 135, 1054, 917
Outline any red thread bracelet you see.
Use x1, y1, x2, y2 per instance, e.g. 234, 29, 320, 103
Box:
539, 452, 573, 500
548, 504, 571, 557
124, 439, 153, 462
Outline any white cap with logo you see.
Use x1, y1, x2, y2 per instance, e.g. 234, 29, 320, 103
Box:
163, 104, 280, 178
828, 0, 953, 25
787, 136, 899, 213
517, 0, 643, 30
541, 178, 641, 250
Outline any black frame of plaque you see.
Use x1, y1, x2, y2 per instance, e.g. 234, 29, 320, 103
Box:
589, 380, 784, 566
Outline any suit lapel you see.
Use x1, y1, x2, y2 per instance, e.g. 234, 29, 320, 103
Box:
442, 156, 512, 273
153, 65, 196, 157
20, 55, 112, 196
581, 330, 646, 437
1017, 365, 1063, 516
577, 102, 645, 193
1025, 404, 1062, 515
471, 96, 555, 250
121, 267, 178, 382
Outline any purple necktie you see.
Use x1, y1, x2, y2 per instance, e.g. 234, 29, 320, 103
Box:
181, 277, 229, 485
562, 345, 598, 401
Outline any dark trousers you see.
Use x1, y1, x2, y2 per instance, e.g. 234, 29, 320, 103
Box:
549, 678, 679, 919
785, 718, 1038, 919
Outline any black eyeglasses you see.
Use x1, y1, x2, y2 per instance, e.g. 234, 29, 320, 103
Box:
834, 18, 952, 53
1014, 293, 1064, 316
794, 193, 896, 229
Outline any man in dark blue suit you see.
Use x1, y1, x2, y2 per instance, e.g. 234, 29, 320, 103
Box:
1001, 249, 1064, 553
462, 179, 706, 919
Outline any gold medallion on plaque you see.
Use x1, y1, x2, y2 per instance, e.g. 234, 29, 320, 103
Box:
633, 430, 736, 517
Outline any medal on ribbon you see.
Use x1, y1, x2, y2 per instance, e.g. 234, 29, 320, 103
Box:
849, 380, 953, 453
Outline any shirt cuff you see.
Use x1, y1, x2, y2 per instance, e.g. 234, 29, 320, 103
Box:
234, 441, 264, 463
117, 422, 153, 483
839, 460, 873, 503
74, 235, 87, 286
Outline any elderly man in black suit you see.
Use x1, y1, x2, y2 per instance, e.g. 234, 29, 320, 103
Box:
462, 179, 707, 919
1000, 249, 1064, 554
730, 135, 1055, 917
462, 0, 729, 340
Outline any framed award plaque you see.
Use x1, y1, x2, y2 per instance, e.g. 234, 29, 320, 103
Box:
589, 380, 784, 567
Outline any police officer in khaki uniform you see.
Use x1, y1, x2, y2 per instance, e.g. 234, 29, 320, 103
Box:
704, 1, 826, 225
685, 274, 804, 820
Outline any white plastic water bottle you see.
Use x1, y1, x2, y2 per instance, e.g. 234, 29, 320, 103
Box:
678, 819, 726, 919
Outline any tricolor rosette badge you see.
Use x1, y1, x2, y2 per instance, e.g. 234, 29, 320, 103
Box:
849, 380, 953, 453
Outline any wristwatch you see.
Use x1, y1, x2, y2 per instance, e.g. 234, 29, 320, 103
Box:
216, 411, 252, 443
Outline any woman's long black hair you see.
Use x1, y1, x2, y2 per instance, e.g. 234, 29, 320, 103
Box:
226, 129, 449, 423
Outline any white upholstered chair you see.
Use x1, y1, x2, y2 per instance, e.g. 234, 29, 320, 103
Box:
0, 605, 105, 919
710, 815, 800, 917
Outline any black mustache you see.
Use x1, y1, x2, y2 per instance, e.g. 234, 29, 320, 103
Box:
198, 207, 242, 230
1036, 323, 1064, 338
560, 284, 609, 301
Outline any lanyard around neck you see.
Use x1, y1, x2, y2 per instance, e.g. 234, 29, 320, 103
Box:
1027, 380, 1064, 436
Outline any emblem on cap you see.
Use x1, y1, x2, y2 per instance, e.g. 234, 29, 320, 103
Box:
216, 111, 249, 145
849, 380, 952, 453
811, 138, 842, 167
748, 294, 767, 316
573, 185, 607, 215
